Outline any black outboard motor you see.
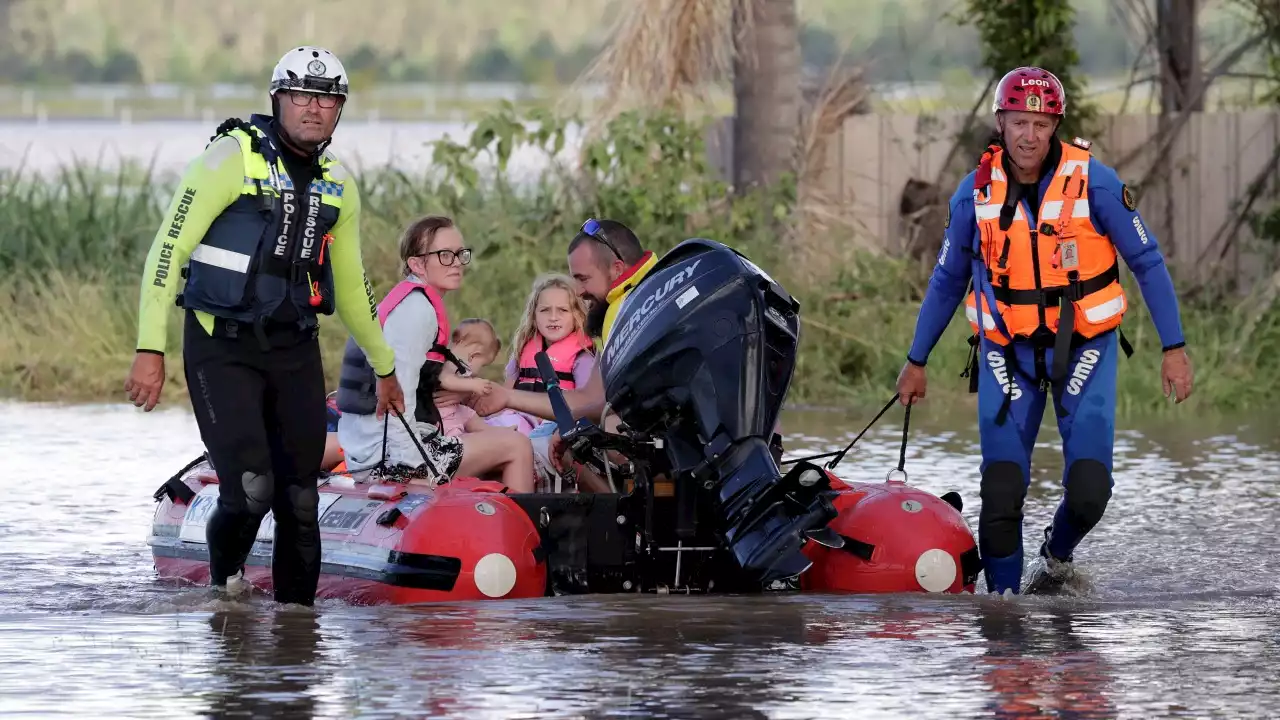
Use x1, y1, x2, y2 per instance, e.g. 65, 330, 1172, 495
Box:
599, 238, 837, 584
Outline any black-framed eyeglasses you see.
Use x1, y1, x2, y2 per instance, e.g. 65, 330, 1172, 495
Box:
420, 248, 473, 266
286, 91, 342, 109
581, 218, 624, 262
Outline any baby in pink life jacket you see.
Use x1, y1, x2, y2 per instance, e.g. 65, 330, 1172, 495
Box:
486, 273, 596, 437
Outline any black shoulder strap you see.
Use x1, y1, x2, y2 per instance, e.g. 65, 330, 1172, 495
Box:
999, 179, 1023, 232
436, 343, 470, 376
207, 117, 262, 155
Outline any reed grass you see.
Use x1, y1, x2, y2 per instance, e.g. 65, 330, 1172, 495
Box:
1, 106, 1276, 421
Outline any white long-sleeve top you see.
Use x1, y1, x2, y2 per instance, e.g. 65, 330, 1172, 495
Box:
337, 286, 440, 471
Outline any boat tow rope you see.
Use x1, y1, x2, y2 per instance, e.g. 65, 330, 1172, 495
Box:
151, 453, 208, 504
895, 402, 911, 476
368, 407, 447, 484
779, 393, 911, 474
394, 407, 445, 481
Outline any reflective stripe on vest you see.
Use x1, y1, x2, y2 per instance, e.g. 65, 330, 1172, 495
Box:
513, 331, 594, 392
334, 278, 451, 426
963, 142, 1127, 348
178, 114, 345, 326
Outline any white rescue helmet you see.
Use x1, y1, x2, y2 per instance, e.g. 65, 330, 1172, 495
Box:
269, 46, 349, 98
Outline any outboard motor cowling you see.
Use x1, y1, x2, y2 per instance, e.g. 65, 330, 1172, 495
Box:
600, 238, 835, 583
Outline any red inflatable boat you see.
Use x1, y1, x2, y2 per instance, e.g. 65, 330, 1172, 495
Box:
148, 458, 980, 604
149, 238, 982, 602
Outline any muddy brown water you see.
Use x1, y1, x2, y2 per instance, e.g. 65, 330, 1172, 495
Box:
1, 400, 1277, 719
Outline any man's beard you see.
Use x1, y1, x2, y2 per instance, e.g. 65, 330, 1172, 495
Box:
585, 298, 609, 338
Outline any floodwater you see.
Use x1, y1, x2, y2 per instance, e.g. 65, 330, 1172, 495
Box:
0, 120, 580, 179
1, 399, 1278, 719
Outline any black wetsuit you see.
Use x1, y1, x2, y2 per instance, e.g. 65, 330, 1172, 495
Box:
184, 143, 327, 606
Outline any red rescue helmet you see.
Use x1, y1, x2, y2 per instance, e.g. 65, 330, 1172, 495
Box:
992, 66, 1067, 117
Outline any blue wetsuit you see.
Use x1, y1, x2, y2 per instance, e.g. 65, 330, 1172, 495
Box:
905, 139, 1186, 593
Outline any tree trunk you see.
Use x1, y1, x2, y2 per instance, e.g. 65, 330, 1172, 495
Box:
731, 0, 801, 193
1152, 0, 1201, 262
0, 0, 16, 56
1157, 0, 1202, 112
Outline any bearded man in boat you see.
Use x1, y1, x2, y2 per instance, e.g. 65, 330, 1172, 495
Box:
472, 219, 785, 477
469, 219, 653, 483
895, 67, 1194, 595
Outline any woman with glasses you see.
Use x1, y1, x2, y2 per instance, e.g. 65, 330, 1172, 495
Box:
335, 215, 535, 492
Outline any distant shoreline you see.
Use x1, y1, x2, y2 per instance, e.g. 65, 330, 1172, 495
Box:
0, 118, 586, 177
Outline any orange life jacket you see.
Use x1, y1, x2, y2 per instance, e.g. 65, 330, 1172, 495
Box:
964, 141, 1128, 352
513, 331, 594, 392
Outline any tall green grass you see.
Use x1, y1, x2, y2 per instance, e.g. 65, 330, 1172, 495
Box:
2, 103, 1277, 420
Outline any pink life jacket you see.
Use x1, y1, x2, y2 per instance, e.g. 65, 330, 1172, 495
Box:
513, 331, 594, 392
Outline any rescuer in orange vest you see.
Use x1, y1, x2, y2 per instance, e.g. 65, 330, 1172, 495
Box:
895, 67, 1195, 595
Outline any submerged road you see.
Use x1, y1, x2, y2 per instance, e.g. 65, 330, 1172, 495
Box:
0, 400, 1276, 718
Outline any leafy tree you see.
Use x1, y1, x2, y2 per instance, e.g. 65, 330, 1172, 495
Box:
958, 0, 1098, 140
1239, 0, 1280, 246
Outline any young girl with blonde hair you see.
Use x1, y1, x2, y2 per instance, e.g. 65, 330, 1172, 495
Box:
487, 273, 596, 436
